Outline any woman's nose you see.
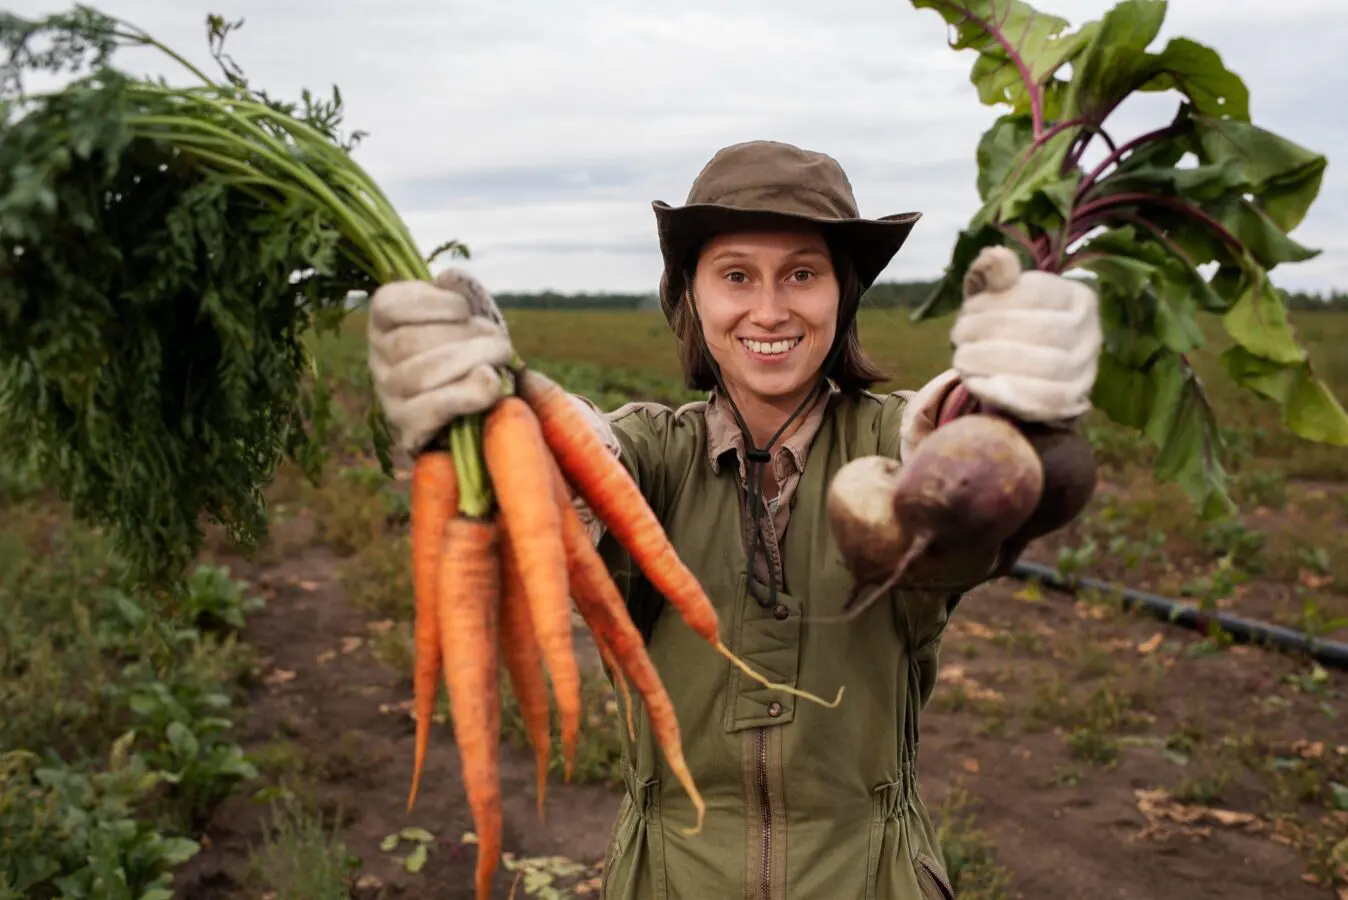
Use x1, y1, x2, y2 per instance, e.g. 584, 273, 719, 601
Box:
748, 286, 790, 327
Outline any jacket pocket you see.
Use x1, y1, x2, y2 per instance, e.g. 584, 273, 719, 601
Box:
915, 852, 955, 900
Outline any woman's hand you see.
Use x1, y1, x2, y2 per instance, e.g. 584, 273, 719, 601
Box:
367, 268, 515, 455
950, 246, 1103, 425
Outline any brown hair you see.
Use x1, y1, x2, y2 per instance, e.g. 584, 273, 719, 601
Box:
668, 233, 889, 393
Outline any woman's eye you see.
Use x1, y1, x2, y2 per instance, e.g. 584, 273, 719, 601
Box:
791, 269, 814, 282
726, 271, 747, 283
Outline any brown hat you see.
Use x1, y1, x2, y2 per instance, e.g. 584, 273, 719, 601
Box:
652, 140, 922, 324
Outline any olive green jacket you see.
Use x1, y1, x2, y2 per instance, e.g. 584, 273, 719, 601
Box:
581, 385, 977, 900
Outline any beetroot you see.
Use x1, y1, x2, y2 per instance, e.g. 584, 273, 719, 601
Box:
827, 414, 1044, 618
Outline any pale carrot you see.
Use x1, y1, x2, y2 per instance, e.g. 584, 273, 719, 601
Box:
544, 456, 706, 835
483, 396, 583, 778
592, 629, 637, 742
498, 533, 556, 821
517, 368, 842, 710
437, 516, 503, 900
406, 449, 457, 813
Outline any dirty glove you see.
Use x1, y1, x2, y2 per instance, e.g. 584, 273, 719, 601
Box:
367, 268, 514, 455
950, 246, 1103, 424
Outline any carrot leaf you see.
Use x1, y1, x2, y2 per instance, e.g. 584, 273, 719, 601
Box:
0, 8, 459, 590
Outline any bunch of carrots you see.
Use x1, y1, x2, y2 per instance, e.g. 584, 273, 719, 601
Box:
407, 366, 843, 898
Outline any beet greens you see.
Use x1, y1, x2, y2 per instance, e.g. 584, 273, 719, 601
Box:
910, 0, 1346, 518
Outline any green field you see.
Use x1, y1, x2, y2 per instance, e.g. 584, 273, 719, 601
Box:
3, 307, 1347, 898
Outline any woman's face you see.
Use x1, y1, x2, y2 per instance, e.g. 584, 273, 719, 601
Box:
691, 226, 840, 407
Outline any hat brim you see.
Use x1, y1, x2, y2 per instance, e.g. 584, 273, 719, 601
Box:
652, 201, 922, 325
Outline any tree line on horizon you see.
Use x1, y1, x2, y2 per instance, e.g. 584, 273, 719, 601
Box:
493, 281, 1348, 311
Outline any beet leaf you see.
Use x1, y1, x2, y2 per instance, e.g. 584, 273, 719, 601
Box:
910, 0, 1345, 519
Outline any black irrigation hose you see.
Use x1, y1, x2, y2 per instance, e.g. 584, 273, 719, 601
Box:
1007, 560, 1348, 671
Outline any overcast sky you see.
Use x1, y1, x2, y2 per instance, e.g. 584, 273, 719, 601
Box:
11, 0, 1347, 294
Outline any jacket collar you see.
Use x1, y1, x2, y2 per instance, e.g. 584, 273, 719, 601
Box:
704, 382, 837, 483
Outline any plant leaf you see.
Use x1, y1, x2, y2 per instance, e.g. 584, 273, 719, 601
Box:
1091, 350, 1232, 517
404, 843, 429, 874
910, 0, 1091, 116
400, 826, 435, 844
1152, 365, 1232, 520
1283, 364, 1348, 446
1190, 116, 1328, 232
1135, 37, 1251, 120
1096, 159, 1244, 204
1079, 233, 1205, 358
1062, 0, 1167, 123
976, 114, 1034, 201
1217, 345, 1295, 404
1222, 276, 1307, 365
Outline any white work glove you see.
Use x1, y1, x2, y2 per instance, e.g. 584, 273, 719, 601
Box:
367, 267, 514, 455
950, 246, 1103, 424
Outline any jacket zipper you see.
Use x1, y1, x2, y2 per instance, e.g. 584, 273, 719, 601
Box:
741, 459, 779, 900
917, 854, 954, 900
757, 726, 771, 899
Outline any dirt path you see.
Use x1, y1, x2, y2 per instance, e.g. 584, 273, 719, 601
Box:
918, 577, 1339, 900
176, 514, 1346, 899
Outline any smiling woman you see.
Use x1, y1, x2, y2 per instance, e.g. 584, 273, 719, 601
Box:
367, 138, 1104, 899
684, 231, 844, 443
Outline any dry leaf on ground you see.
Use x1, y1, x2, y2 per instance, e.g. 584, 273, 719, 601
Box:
263, 668, 296, 686
1132, 788, 1264, 843
939, 666, 1005, 702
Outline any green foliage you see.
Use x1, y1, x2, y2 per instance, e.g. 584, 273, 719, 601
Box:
0, 8, 448, 590
0, 740, 201, 900
910, 0, 1347, 519
0, 498, 262, 894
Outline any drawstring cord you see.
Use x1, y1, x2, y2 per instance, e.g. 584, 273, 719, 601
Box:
688, 291, 852, 609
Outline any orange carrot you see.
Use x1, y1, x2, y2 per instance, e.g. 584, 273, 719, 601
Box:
545, 458, 706, 835
483, 396, 583, 779
406, 449, 457, 813
517, 368, 842, 710
438, 516, 503, 900
498, 534, 555, 821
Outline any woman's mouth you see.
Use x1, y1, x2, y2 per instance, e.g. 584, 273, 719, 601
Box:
739, 337, 802, 361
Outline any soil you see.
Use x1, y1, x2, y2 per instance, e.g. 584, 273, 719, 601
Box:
174, 509, 1347, 900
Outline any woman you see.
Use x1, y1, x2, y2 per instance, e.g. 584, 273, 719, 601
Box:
367, 140, 1102, 899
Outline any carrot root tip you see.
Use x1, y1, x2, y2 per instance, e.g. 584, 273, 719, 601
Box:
715, 640, 845, 709
677, 799, 708, 837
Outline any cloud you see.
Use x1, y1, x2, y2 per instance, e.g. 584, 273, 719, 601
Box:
9, 0, 1345, 292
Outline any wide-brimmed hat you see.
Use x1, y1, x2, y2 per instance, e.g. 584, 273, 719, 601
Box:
652, 140, 922, 325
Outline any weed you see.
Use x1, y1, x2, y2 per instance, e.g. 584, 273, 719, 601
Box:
934, 788, 1012, 900
1067, 727, 1120, 766
342, 531, 414, 621
245, 797, 361, 899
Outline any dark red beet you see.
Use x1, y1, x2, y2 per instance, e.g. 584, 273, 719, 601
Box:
827, 414, 1044, 619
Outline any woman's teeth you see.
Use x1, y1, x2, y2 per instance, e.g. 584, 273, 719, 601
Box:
741, 338, 801, 356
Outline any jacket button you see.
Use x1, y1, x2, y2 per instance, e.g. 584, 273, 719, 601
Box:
767, 701, 783, 717
773, 603, 789, 620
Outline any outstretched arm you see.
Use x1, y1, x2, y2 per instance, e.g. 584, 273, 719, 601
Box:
890, 247, 1102, 586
